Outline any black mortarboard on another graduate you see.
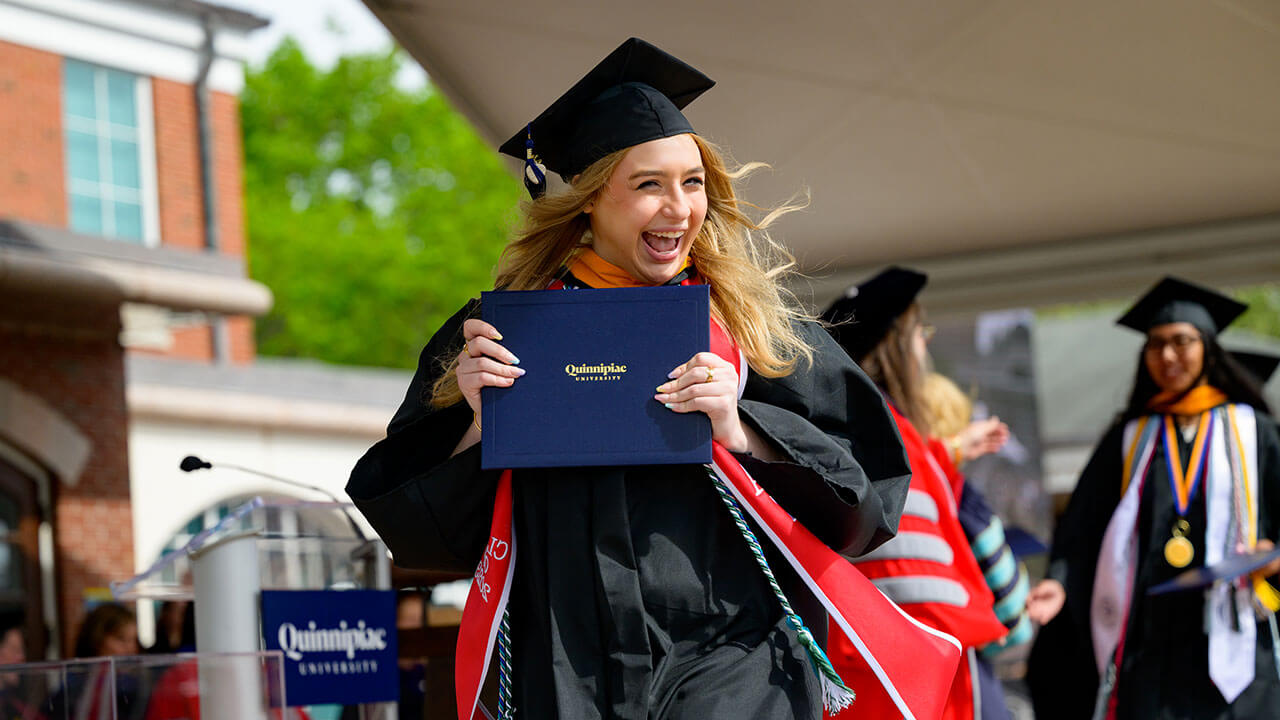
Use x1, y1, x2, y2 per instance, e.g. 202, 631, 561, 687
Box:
1229, 349, 1280, 385
821, 267, 928, 361
1116, 276, 1247, 339
497, 38, 715, 198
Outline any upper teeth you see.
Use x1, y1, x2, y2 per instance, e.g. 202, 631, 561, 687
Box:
648, 230, 683, 239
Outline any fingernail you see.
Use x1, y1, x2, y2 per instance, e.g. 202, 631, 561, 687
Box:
510, 355, 521, 365
656, 383, 668, 392
664, 403, 674, 409
492, 331, 503, 340
513, 367, 526, 376
668, 369, 680, 379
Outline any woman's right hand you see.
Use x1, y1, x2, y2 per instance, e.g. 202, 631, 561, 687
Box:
1026, 579, 1066, 624
457, 318, 524, 418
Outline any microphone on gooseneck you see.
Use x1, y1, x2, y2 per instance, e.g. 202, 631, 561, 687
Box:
179, 455, 368, 541
179, 456, 211, 472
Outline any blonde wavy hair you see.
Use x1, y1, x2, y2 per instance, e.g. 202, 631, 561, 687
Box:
922, 372, 974, 439
431, 134, 813, 407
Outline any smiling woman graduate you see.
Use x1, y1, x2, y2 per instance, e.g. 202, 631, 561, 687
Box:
345, 39, 936, 720
1026, 277, 1280, 720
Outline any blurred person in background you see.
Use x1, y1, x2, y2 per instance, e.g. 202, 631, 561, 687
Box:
1026, 277, 1280, 719
0, 609, 27, 670
145, 602, 191, 655
72, 604, 139, 660
49, 603, 141, 720
822, 267, 1014, 720
0, 608, 45, 719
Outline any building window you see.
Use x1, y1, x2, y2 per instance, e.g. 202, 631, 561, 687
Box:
62, 59, 159, 245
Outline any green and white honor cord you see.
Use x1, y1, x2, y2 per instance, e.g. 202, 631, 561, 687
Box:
492, 472, 857, 717
498, 610, 514, 719
707, 468, 855, 712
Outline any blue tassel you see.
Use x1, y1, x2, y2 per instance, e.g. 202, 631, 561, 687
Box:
524, 125, 547, 199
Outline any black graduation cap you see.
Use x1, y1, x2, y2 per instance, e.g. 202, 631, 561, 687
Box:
497, 38, 714, 197
1229, 349, 1280, 385
821, 266, 928, 361
1115, 276, 1246, 337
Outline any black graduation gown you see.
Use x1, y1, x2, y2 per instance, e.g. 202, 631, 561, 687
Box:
346, 296, 912, 720
1030, 407, 1280, 720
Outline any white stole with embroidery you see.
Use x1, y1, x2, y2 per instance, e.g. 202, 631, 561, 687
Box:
1206, 404, 1258, 701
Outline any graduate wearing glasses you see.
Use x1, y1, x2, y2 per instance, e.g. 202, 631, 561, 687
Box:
345, 39, 962, 720
1026, 277, 1280, 720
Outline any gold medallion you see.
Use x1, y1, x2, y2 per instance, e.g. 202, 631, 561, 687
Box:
1164, 535, 1194, 568
1165, 518, 1194, 568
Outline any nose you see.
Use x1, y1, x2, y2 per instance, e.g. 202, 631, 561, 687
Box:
1160, 344, 1179, 363
662, 186, 691, 219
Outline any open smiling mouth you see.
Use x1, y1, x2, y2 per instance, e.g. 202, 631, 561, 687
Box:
642, 230, 685, 260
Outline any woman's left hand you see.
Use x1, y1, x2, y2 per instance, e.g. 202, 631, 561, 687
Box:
657, 352, 749, 452
959, 417, 1010, 461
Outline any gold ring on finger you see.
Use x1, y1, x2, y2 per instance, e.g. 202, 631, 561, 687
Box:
464, 339, 474, 357
705, 367, 715, 383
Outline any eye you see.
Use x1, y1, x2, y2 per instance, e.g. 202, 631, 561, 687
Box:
636, 180, 661, 190
684, 177, 705, 187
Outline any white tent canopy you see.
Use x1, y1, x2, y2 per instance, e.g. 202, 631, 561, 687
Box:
363, 0, 1280, 312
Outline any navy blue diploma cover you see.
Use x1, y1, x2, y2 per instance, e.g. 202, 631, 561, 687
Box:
1147, 546, 1280, 596
480, 285, 711, 469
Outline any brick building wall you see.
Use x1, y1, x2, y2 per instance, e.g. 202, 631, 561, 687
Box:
151, 77, 205, 253
0, 48, 255, 365
0, 313, 133, 658
0, 26, 260, 655
215, 83, 257, 365
144, 80, 256, 363
212, 91, 246, 260
0, 40, 66, 227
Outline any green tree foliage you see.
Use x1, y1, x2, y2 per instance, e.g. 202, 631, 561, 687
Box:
1236, 284, 1280, 338
241, 39, 521, 368
1038, 282, 1280, 339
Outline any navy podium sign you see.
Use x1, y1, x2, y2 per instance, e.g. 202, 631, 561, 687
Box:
261, 589, 398, 706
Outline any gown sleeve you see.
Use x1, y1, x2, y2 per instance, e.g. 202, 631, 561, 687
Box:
345, 300, 502, 573
1256, 411, 1280, 556
736, 319, 912, 556
1026, 424, 1124, 718
1047, 422, 1124, 628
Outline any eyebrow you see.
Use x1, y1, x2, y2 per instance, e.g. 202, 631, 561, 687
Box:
628, 166, 705, 181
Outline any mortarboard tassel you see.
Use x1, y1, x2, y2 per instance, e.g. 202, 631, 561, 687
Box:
524, 125, 547, 199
